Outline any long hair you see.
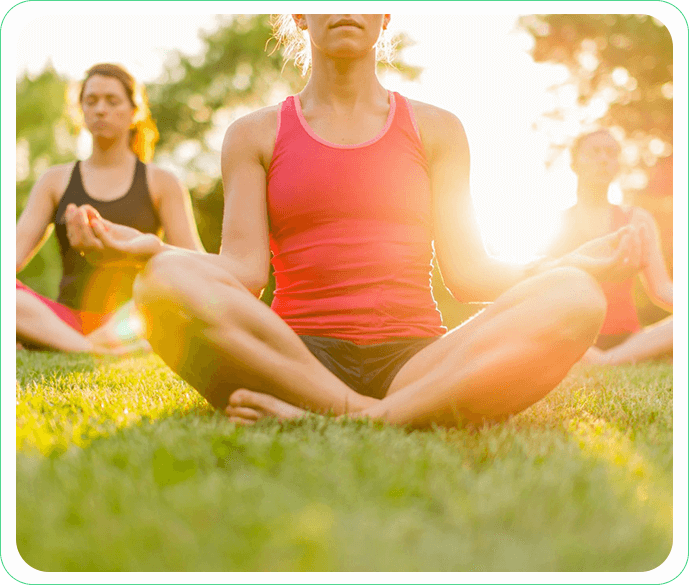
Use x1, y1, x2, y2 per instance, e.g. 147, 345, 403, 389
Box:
270, 15, 398, 76
74, 63, 159, 163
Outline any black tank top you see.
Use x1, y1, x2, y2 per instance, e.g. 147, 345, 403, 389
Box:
53, 159, 161, 313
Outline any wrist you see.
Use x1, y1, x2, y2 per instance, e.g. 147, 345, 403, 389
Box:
523, 257, 559, 279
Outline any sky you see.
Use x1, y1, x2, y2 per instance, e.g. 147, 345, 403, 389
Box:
0, 1, 687, 583
13, 10, 608, 262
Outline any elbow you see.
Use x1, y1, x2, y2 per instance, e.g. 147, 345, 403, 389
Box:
444, 276, 497, 304
657, 287, 673, 311
232, 262, 270, 297
648, 283, 673, 311
242, 274, 269, 298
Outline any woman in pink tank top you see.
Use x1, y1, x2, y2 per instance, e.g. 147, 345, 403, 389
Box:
69, 15, 646, 426
548, 130, 673, 364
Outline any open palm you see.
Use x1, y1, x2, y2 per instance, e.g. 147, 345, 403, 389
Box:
564, 225, 647, 283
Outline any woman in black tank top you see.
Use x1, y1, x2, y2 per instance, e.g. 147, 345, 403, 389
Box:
62, 18, 646, 430
16, 63, 203, 354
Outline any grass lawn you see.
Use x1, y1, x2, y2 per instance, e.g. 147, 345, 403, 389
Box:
16, 350, 672, 572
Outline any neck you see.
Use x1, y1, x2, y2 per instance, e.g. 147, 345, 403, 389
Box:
88, 136, 134, 167
301, 50, 386, 109
576, 182, 611, 209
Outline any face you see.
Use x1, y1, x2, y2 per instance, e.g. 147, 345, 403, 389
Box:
572, 131, 621, 187
81, 75, 135, 140
293, 14, 390, 59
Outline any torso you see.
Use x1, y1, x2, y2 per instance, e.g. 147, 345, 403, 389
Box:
52, 158, 162, 313
552, 204, 641, 336
263, 91, 446, 344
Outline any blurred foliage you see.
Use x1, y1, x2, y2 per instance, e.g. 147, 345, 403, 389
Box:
16, 65, 73, 296
518, 14, 674, 323
147, 14, 420, 255
518, 15, 672, 185
16, 15, 431, 312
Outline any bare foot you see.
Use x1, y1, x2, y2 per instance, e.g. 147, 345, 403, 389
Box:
16, 342, 25, 351
225, 389, 309, 425
88, 336, 152, 356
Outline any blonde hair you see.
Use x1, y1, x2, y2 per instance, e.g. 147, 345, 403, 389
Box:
270, 14, 399, 75
68, 63, 159, 163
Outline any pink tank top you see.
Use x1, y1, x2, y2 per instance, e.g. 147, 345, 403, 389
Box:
266, 92, 446, 344
599, 206, 641, 335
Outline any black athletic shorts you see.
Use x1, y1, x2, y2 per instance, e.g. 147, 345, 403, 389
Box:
299, 335, 438, 399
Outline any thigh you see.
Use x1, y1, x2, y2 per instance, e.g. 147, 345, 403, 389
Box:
386, 268, 604, 397
17, 282, 82, 332
135, 252, 372, 413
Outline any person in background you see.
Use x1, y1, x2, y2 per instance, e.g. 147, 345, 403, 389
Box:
67, 16, 644, 426
16, 63, 203, 354
548, 129, 672, 365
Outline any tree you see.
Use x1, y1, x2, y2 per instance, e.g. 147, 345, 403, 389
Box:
518, 14, 673, 323
16, 66, 74, 296
16, 15, 421, 302
147, 15, 423, 306
148, 14, 420, 254
518, 14, 672, 191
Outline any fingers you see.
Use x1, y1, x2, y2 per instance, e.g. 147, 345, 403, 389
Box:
82, 204, 102, 222
616, 225, 642, 269
638, 222, 651, 269
606, 224, 644, 281
90, 217, 118, 247
66, 204, 104, 250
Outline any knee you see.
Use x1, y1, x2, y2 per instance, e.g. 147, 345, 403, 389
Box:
133, 250, 192, 309
134, 250, 247, 328
543, 267, 607, 342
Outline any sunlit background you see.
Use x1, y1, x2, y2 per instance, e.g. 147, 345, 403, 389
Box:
16, 12, 673, 318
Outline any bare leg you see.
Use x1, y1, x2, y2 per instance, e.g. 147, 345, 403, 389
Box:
17, 290, 149, 355
17, 289, 93, 352
225, 389, 309, 425
226, 267, 607, 428
86, 300, 151, 354
365, 267, 607, 427
583, 316, 672, 365
133, 250, 377, 413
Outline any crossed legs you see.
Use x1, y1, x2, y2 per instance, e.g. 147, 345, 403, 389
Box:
135, 252, 607, 428
16, 291, 149, 355
583, 316, 673, 365
133, 250, 377, 414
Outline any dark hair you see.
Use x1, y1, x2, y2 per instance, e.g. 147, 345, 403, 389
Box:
80, 63, 159, 162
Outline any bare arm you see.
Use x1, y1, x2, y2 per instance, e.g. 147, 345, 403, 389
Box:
16, 166, 67, 272
217, 111, 272, 295
418, 104, 644, 302
420, 105, 535, 302
77, 111, 273, 296
634, 207, 672, 310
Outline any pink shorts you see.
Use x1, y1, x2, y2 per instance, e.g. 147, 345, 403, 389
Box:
16, 280, 111, 335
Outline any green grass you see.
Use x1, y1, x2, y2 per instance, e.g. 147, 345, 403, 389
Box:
16, 351, 672, 571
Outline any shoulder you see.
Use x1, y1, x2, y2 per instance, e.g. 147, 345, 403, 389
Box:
405, 99, 468, 162
145, 163, 185, 204
37, 163, 75, 205
222, 104, 281, 168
